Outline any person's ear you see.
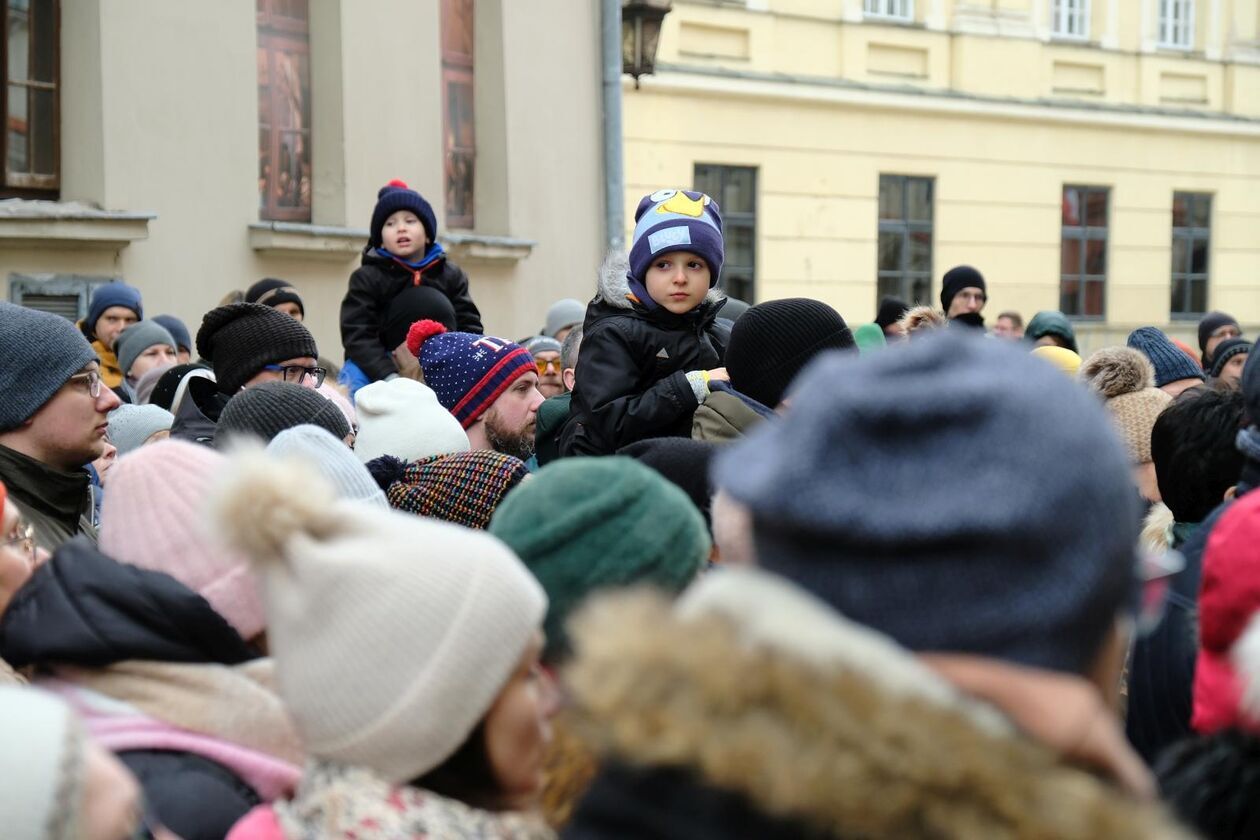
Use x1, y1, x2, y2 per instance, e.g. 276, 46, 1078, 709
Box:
562, 368, 576, 392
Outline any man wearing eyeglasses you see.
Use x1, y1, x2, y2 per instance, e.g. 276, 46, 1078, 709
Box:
524, 335, 565, 399
0, 302, 122, 551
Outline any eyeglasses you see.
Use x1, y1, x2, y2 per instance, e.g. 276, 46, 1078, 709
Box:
261, 364, 327, 388
3, 522, 35, 565
66, 370, 103, 398
535, 358, 563, 375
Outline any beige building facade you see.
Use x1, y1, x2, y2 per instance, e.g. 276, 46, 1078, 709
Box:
623, 0, 1260, 351
1, 0, 605, 357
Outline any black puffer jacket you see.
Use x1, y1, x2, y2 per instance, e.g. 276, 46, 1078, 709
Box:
0, 538, 260, 840
561, 255, 729, 457
340, 247, 483, 382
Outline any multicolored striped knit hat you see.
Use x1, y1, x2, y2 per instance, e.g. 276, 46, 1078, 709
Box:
368, 450, 530, 530
406, 320, 536, 429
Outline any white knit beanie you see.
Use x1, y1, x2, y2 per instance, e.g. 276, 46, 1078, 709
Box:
267, 424, 387, 508
353, 378, 470, 465
0, 687, 85, 840
210, 450, 546, 784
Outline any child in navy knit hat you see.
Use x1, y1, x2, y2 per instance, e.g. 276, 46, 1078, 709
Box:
562, 188, 730, 456
339, 179, 484, 392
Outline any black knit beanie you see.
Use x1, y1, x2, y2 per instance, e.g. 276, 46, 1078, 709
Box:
940, 265, 986, 312
1209, 338, 1251, 379
875, 296, 909, 330
381, 285, 457, 350
216, 380, 350, 446
196, 303, 319, 395
618, 437, 717, 528
724, 298, 856, 409
245, 278, 305, 319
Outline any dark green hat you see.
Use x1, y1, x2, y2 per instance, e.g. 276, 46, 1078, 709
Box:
488, 456, 709, 662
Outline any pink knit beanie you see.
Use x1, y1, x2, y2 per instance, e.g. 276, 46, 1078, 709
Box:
99, 439, 266, 642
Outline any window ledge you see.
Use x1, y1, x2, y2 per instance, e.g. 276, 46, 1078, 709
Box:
441, 232, 536, 263
0, 199, 153, 250
248, 221, 367, 260
247, 224, 536, 264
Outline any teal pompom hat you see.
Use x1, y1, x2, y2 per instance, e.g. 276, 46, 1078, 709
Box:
489, 456, 709, 662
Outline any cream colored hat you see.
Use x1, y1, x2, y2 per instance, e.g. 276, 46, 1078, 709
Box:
353, 378, 470, 465
211, 449, 545, 784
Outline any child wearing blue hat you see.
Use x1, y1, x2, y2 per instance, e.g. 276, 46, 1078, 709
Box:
563, 189, 730, 456
340, 179, 483, 390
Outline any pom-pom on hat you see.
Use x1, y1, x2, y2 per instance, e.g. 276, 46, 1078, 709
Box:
405, 320, 536, 429
627, 188, 724, 296
209, 448, 546, 784
353, 378, 470, 465
369, 450, 529, 530
1080, 347, 1171, 465
0, 687, 89, 840
369, 179, 437, 249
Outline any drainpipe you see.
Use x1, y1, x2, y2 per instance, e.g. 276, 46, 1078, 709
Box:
601, 0, 625, 253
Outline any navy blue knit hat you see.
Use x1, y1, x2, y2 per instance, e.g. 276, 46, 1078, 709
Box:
406, 321, 535, 429
1127, 327, 1205, 388
87, 282, 143, 334
627, 189, 723, 304
714, 329, 1140, 675
369, 179, 437, 249
153, 314, 192, 354
1198, 311, 1241, 365
0, 302, 98, 431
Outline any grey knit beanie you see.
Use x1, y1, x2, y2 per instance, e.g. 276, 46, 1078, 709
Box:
267, 425, 387, 508
217, 381, 350, 447
714, 329, 1140, 676
114, 320, 177, 378
0, 302, 98, 432
107, 403, 174, 455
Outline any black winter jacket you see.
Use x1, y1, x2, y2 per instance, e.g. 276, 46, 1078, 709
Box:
0, 537, 256, 668
0, 538, 260, 840
340, 248, 483, 382
561, 255, 728, 457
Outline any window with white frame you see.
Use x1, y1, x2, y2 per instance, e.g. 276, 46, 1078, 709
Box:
1051, 0, 1089, 38
864, 0, 913, 22
1158, 0, 1194, 48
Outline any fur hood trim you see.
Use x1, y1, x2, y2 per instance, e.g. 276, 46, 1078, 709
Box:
565, 568, 1187, 839
1081, 347, 1157, 399
596, 251, 724, 310
1142, 502, 1176, 555
899, 305, 946, 335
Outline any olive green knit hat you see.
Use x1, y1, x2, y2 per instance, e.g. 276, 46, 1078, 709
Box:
488, 456, 709, 662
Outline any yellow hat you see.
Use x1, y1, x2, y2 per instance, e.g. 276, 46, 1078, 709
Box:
1032, 345, 1082, 377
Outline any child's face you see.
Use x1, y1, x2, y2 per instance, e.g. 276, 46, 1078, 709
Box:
644, 250, 710, 315
382, 210, 426, 259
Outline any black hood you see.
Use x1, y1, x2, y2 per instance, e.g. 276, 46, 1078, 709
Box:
0, 536, 256, 669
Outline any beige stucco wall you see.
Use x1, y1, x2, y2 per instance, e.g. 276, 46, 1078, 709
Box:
624, 0, 1260, 355
3, 0, 604, 358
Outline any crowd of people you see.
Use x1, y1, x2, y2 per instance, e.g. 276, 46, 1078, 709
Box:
1, 180, 1258, 839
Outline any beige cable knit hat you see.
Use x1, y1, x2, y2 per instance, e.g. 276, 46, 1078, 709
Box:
1080, 347, 1172, 464
210, 448, 546, 784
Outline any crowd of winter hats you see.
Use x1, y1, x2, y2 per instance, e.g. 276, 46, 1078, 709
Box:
10, 222, 1260, 840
